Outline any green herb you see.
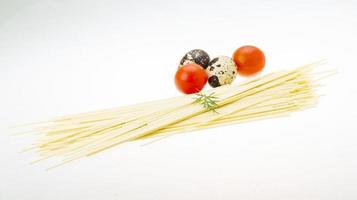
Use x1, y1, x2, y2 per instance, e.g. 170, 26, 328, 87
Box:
193, 92, 220, 113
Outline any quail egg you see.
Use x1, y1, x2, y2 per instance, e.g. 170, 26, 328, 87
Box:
179, 49, 210, 69
206, 56, 238, 88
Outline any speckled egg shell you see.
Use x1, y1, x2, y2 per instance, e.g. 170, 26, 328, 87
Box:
179, 49, 210, 69
206, 56, 238, 88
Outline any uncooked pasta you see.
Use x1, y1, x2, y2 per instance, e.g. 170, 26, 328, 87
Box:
22, 61, 331, 168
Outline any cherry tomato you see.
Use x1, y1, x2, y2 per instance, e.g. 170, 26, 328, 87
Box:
232, 45, 265, 76
175, 64, 208, 94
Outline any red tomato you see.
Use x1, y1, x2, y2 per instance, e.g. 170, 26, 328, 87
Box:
175, 64, 208, 94
233, 45, 265, 76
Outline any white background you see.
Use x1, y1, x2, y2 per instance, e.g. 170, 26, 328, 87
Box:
1, 0, 357, 199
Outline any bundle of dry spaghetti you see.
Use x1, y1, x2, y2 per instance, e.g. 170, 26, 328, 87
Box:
24, 61, 331, 167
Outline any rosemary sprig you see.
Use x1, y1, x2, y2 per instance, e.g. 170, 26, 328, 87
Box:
193, 92, 220, 113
